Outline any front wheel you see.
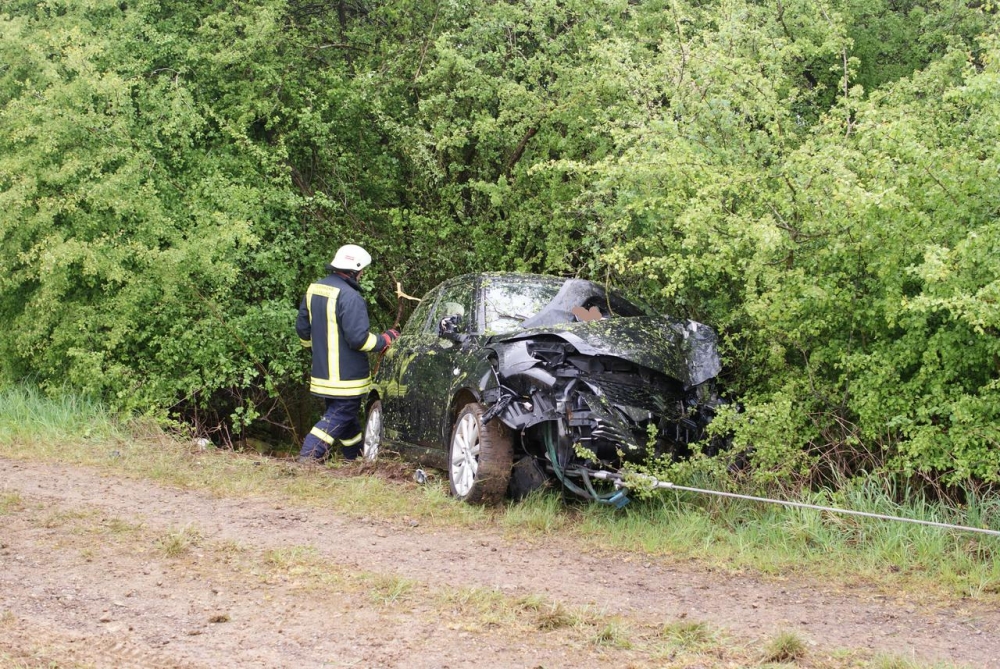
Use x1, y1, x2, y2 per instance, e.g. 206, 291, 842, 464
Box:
449, 403, 513, 505
362, 400, 383, 462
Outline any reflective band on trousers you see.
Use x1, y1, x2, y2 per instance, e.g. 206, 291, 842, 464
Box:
309, 427, 336, 445
309, 428, 362, 447
340, 432, 362, 447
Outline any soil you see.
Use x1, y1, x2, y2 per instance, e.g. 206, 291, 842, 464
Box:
2, 456, 998, 668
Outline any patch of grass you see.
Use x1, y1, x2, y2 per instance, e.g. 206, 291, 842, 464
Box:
869, 655, 945, 669
512, 592, 547, 610
514, 594, 581, 630
0, 492, 24, 514
252, 545, 351, 591
438, 586, 508, 617
102, 517, 143, 536
1, 610, 16, 626
591, 617, 633, 649
217, 539, 248, 554
0, 655, 39, 669
501, 490, 568, 534
762, 629, 807, 663
659, 619, 714, 649
437, 586, 557, 631
157, 525, 201, 558
367, 573, 416, 606
40, 509, 95, 529
870, 657, 916, 669
532, 601, 580, 630
264, 545, 319, 569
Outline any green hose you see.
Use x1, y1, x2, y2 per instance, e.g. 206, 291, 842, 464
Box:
543, 422, 627, 506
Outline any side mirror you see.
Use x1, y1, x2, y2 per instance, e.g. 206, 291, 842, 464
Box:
438, 314, 464, 341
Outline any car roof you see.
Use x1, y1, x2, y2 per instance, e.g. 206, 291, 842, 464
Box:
443, 272, 581, 287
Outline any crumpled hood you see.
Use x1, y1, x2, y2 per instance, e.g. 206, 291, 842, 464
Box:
491, 316, 722, 387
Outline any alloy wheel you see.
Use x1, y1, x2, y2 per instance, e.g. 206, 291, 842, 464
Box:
363, 401, 382, 462
450, 411, 481, 497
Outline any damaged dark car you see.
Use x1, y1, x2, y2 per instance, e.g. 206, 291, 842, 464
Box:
362, 273, 726, 506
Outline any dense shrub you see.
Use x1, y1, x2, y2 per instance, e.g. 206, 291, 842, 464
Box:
1, 0, 997, 482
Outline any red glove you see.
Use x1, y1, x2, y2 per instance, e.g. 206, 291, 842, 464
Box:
379, 329, 400, 350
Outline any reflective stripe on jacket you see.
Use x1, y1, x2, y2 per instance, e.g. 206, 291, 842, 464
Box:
296, 272, 387, 398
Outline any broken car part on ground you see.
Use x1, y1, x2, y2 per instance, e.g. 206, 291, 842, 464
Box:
362, 273, 727, 505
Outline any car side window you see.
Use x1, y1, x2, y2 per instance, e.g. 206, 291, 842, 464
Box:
431, 282, 473, 335
404, 287, 439, 335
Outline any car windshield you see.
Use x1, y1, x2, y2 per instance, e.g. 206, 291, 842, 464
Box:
482, 277, 644, 334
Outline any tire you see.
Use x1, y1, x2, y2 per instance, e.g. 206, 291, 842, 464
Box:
362, 400, 383, 462
449, 402, 513, 505
508, 456, 550, 501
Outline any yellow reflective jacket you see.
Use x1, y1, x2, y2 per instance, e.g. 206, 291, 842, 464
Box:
296, 272, 388, 398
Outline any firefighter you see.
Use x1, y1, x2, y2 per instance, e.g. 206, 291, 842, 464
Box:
296, 244, 398, 462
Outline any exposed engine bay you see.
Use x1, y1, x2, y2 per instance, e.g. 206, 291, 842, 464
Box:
478, 280, 727, 503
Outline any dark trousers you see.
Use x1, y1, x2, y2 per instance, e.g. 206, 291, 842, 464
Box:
299, 396, 364, 461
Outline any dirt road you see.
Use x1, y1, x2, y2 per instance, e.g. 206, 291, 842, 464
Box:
1, 457, 997, 668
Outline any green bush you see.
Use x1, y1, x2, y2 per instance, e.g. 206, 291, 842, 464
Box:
2, 0, 997, 483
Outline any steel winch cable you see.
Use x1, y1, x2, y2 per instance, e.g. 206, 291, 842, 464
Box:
587, 471, 1000, 538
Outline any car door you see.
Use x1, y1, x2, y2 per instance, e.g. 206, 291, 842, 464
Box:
388, 276, 479, 449
376, 284, 438, 446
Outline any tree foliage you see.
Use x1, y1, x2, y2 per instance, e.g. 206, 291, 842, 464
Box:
1, 0, 997, 483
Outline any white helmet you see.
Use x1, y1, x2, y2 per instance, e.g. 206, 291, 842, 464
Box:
330, 244, 372, 271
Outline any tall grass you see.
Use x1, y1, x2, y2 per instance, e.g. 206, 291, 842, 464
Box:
0, 386, 124, 446
562, 477, 1000, 598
